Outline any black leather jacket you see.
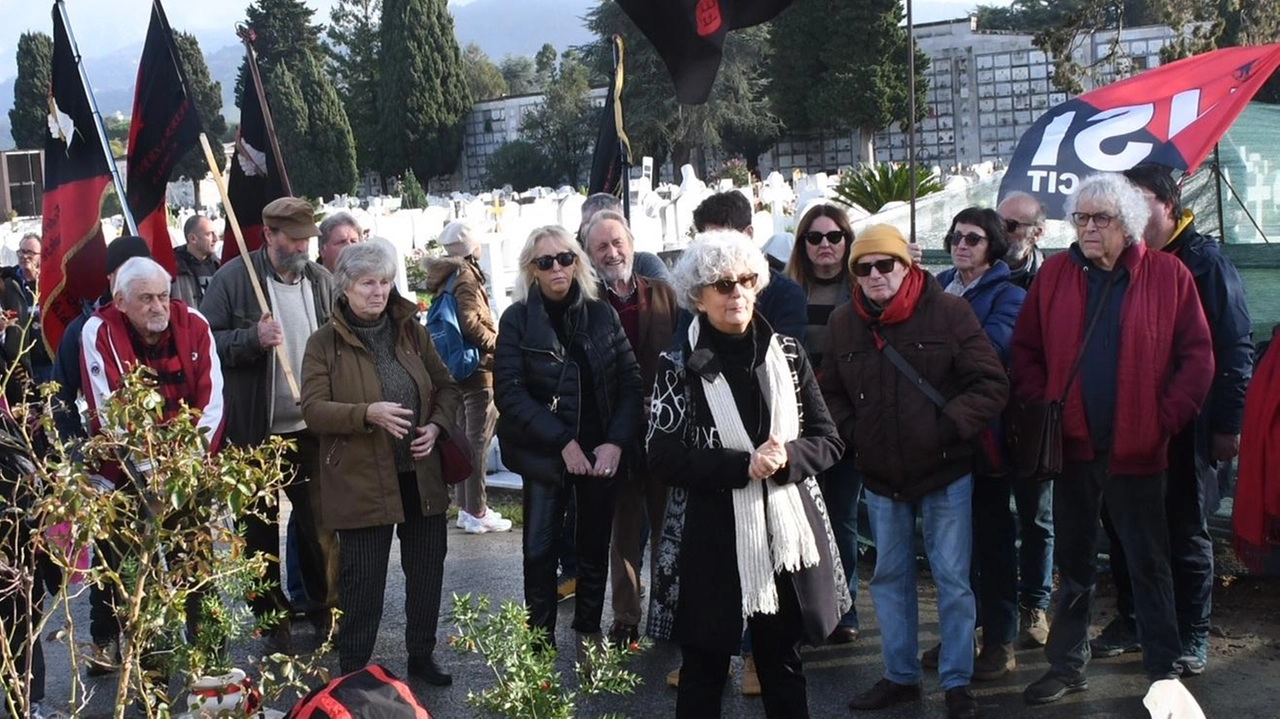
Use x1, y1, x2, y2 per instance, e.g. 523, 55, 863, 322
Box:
494, 283, 643, 485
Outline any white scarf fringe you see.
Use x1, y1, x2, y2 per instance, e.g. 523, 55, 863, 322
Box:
691, 319, 821, 617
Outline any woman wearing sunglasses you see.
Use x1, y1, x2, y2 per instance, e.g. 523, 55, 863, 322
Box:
647, 230, 847, 719
819, 224, 1008, 719
927, 207, 1028, 681
493, 225, 643, 659
783, 203, 863, 645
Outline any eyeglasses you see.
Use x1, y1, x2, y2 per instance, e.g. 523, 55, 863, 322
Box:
1071, 212, 1114, 228
17, 250, 37, 258
709, 274, 759, 294
945, 230, 987, 248
801, 230, 847, 246
532, 252, 577, 271
1003, 218, 1034, 234
852, 258, 898, 277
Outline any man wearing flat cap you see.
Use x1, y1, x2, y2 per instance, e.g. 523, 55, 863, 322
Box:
201, 196, 338, 654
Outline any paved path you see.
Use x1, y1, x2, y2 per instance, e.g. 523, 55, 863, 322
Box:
38, 507, 1280, 718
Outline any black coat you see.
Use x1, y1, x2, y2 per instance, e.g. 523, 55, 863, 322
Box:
646, 315, 848, 655
494, 283, 643, 484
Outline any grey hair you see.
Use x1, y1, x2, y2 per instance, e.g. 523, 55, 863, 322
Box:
318, 211, 362, 248
999, 191, 1046, 227
671, 230, 771, 311
112, 257, 171, 297
19, 232, 40, 245
580, 193, 622, 225
581, 210, 634, 254
513, 225, 599, 304
333, 238, 396, 291
1064, 173, 1150, 245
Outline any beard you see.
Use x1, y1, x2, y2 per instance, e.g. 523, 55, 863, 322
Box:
600, 258, 633, 285
274, 246, 309, 275
145, 316, 170, 333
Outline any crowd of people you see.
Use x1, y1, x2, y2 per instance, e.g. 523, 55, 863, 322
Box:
0, 162, 1264, 719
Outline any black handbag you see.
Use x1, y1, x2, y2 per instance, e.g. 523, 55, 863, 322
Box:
1005, 275, 1116, 481
878, 340, 1005, 478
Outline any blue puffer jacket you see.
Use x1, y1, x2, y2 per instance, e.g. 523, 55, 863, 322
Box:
937, 261, 1026, 469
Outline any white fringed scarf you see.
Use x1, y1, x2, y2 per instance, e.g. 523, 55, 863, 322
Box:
689, 318, 821, 617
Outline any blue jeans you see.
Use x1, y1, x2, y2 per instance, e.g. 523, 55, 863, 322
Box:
866, 475, 975, 690
1013, 478, 1054, 610
820, 455, 862, 628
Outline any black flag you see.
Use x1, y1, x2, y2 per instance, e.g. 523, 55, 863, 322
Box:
616, 0, 793, 104
127, 0, 201, 277
221, 56, 285, 262
588, 35, 632, 199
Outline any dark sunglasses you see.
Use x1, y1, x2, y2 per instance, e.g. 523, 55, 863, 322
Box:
532, 252, 577, 271
709, 273, 759, 294
852, 258, 898, 277
1003, 218, 1034, 234
801, 230, 847, 246
1070, 212, 1114, 228
945, 230, 987, 248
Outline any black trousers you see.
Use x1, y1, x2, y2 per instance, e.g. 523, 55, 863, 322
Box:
1047, 455, 1181, 680
677, 576, 808, 719
242, 431, 337, 619
336, 473, 447, 674
523, 473, 617, 643
1103, 428, 1214, 642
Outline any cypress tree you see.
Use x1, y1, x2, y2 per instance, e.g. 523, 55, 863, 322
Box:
325, 0, 383, 175
237, 0, 324, 105
172, 32, 228, 208
267, 54, 359, 201
9, 32, 53, 150
378, 0, 472, 182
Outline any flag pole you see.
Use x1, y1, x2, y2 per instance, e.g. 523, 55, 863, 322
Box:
906, 0, 917, 244
612, 35, 631, 223
56, 0, 137, 236
199, 133, 301, 402
236, 24, 293, 196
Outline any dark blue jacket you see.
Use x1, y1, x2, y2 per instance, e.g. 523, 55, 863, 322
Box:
936, 261, 1026, 366
50, 298, 99, 440
1166, 220, 1254, 440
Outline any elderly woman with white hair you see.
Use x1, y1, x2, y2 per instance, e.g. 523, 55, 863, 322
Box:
493, 225, 643, 657
646, 230, 847, 719
300, 239, 461, 683
1011, 172, 1214, 706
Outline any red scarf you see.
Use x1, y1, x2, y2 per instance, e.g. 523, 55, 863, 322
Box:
1233, 343, 1280, 572
853, 265, 926, 348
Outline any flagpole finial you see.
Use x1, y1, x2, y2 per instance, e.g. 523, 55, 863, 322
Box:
236, 23, 256, 44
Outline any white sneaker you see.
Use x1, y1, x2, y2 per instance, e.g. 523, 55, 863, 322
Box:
456, 510, 472, 529
29, 701, 46, 719
462, 510, 512, 534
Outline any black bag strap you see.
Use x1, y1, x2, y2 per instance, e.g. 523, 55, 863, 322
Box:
880, 340, 948, 411
1059, 272, 1117, 403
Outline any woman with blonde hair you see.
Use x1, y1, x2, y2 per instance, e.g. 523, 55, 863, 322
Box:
494, 225, 643, 656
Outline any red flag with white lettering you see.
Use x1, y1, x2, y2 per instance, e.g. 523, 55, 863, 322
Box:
998, 43, 1280, 219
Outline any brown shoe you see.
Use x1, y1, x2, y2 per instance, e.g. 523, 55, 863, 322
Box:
972, 643, 1016, 681
741, 654, 761, 696
666, 666, 681, 688
1019, 606, 1049, 648
849, 678, 923, 710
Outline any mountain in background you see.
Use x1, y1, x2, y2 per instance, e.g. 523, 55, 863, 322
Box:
1, 0, 597, 150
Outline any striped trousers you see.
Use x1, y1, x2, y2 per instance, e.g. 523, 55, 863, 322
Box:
336, 475, 447, 674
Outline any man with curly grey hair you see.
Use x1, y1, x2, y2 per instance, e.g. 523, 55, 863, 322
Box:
1010, 173, 1215, 705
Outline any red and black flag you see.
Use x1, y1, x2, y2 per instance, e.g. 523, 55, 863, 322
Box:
221, 57, 285, 262
588, 35, 632, 199
126, 0, 200, 277
999, 43, 1280, 219
616, 0, 793, 104
39, 3, 113, 355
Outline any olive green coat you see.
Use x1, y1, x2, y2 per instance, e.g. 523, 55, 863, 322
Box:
301, 293, 461, 530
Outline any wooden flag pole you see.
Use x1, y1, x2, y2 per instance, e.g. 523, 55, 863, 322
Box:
199, 133, 301, 402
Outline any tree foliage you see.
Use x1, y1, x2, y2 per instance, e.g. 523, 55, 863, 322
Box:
325, 0, 383, 174
377, 0, 472, 181
462, 43, 509, 102
833, 162, 944, 213
485, 140, 557, 190
237, 0, 324, 106
580, 1, 781, 174
400, 168, 427, 208
534, 43, 558, 92
520, 54, 595, 186
267, 56, 359, 200
172, 32, 227, 208
9, 32, 53, 150
769, 0, 929, 156
500, 55, 540, 95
